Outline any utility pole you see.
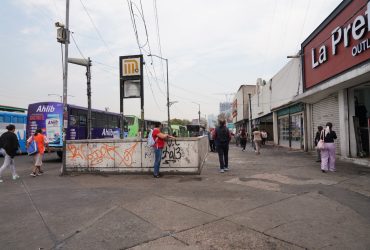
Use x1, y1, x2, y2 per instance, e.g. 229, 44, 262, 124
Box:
147, 54, 171, 133
55, 0, 70, 175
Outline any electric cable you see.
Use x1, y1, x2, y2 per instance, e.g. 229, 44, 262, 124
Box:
79, 0, 115, 59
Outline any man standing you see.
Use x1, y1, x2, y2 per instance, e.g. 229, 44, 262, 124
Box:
314, 126, 323, 162
152, 122, 174, 178
213, 119, 231, 173
0, 124, 20, 182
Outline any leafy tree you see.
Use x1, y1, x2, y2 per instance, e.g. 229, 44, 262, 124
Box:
170, 118, 191, 126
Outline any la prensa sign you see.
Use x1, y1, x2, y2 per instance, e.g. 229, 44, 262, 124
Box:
302, 0, 370, 89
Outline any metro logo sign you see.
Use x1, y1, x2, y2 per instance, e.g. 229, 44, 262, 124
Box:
122, 58, 141, 76
302, 0, 370, 89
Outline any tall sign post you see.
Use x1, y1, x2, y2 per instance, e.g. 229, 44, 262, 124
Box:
119, 55, 144, 138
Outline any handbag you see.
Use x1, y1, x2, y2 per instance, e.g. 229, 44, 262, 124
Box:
316, 130, 325, 150
27, 140, 38, 155
316, 140, 325, 150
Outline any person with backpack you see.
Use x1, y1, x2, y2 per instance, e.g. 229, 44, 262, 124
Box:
27, 128, 49, 177
0, 124, 21, 182
213, 118, 231, 173
150, 122, 174, 178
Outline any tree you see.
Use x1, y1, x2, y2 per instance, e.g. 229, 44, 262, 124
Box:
170, 118, 191, 126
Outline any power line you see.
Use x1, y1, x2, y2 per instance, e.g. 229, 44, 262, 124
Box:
79, 0, 115, 59
70, 32, 86, 59
144, 64, 162, 110
153, 0, 166, 83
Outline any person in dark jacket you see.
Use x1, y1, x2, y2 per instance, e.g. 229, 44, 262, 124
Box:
320, 122, 337, 173
314, 126, 323, 162
0, 124, 20, 182
240, 128, 247, 151
213, 118, 231, 173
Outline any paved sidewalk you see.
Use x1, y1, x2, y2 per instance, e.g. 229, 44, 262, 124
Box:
0, 144, 370, 249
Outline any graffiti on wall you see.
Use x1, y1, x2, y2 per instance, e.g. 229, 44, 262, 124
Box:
67, 142, 139, 167
162, 139, 184, 164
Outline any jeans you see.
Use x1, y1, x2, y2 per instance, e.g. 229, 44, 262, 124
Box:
217, 143, 229, 169
153, 148, 163, 176
0, 152, 17, 178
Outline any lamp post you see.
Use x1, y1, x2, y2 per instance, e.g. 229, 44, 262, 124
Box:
68, 57, 92, 139
48, 94, 74, 103
192, 102, 201, 125
147, 54, 170, 132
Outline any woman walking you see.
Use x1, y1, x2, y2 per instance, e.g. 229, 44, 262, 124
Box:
0, 124, 20, 182
27, 128, 49, 177
240, 128, 247, 151
253, 127, 262, 155
320, 122, 337, 173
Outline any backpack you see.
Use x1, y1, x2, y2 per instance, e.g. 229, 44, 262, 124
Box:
147, 129, 157, 147
216, 126, 229, 143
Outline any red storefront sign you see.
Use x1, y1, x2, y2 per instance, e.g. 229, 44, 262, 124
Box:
302, 0, 370, 89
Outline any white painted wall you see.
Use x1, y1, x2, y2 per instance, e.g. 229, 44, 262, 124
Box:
270, 59, 302, 110
251, 79, 271, 119
66, 136, 209, 174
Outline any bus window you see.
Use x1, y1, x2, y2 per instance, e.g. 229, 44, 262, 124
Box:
4, 116, 10, 123
92, 112, 97, 127
0, 115, 3, 123
70, 115, 78, 126
79, 115, 87, 126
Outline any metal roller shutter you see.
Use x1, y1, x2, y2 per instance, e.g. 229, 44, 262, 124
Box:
312, 94, 341, 154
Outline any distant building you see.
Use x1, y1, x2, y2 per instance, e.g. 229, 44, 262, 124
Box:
219, 102, 233, 123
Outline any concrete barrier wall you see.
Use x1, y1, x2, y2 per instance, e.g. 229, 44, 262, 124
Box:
66, 136, 209, 174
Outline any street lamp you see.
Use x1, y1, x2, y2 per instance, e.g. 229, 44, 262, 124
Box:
48, 94, 74, 102
147, 54, 170, 131
192, 102, 201, 125
68, 57, 92, 139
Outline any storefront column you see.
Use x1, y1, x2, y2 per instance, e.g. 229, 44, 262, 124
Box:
273, 111, 278, 145
304, 103, 312, 151
348, 88, 357, 157
338, 89, 350, 157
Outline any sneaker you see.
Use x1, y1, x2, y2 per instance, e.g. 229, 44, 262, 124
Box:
219, 169, 224, 173
0, 179, 3, 183
37, 172, 43, 176
224, 167, 229, 171
12, 175, 20, 180
39, 170, 44, 174
30, 172, 37, 177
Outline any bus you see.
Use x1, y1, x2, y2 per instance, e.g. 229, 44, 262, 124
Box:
125, 115, 159, 137
26, 102, 121, 157
0, 111, 27, 153
170, 125, 188, 137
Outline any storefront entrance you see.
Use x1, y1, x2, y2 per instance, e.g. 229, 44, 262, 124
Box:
352, 84, 370, 157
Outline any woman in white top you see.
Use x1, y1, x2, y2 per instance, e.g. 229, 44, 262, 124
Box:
253, 127, 262, 155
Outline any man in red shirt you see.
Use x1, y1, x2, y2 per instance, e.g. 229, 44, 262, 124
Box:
152, 122, 174, 178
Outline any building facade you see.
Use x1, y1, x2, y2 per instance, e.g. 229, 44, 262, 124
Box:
232, 85, 255, 135
295, 0, 370, 159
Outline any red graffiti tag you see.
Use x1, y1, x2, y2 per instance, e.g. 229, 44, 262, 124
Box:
67, 142, 139, 167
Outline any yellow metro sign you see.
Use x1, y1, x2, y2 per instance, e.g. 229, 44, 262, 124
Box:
122, 58, 141, 76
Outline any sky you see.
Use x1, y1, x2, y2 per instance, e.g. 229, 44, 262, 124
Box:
0, 0, 343, 121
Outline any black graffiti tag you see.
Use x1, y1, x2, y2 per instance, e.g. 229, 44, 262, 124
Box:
162, 139, 182, 164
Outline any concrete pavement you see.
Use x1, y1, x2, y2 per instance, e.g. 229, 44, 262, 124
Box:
0, 143, 370, 249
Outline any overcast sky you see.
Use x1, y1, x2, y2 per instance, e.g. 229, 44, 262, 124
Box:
0, 0, 342, 121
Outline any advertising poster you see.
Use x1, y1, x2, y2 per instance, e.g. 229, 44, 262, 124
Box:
27, 102, 63, 148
